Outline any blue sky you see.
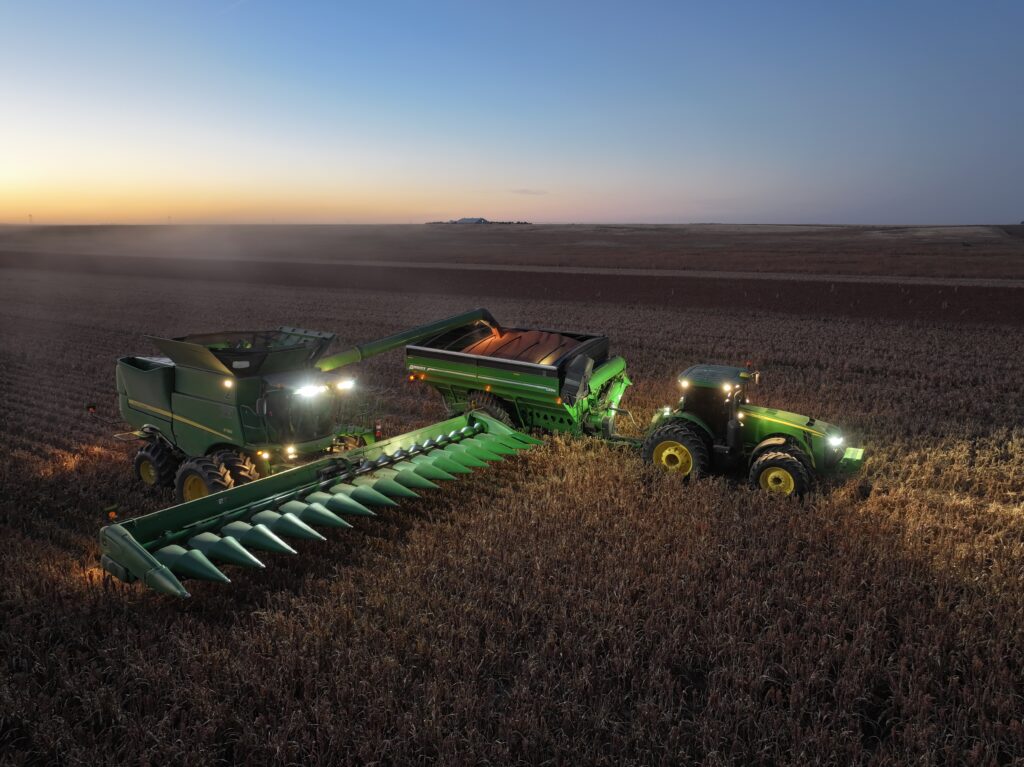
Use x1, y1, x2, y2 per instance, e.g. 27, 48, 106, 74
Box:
1, 0, 1022, 223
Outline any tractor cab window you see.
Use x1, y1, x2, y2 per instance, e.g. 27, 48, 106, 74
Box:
681, 386, 732, 436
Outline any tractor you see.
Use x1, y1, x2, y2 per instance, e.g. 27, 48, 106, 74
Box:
641, 364, 863, 495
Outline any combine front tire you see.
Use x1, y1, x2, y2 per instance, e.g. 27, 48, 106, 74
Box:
175, 457, 234, 502
749, 451, 810, 496
134, 441, 180, 488
212, 449, 260, 486
642, 424, 710, 479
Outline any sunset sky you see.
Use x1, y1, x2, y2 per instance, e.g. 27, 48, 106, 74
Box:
1, 0, 1022, 224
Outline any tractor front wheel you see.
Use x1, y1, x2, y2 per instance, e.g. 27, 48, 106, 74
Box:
211, 449, 260, 486
749, 451, 811, 497
133, 440, 181, 488
174, 457, 234, 502
641, 424, 710, 479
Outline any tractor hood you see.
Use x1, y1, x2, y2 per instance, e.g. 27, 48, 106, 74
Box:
741, 404, 842, 441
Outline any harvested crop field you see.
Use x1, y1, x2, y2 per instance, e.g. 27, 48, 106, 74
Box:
2, 248, 1023, 764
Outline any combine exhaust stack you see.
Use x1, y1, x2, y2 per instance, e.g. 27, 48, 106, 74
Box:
99, 412, 540, 597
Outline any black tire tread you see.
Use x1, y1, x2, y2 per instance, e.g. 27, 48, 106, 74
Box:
174, 457, 234, 502
749, 450, 812, 496
641, 422, 711, 479
460, 391, 516, 427
134, 440, 181, 487
212, 449, 261, 485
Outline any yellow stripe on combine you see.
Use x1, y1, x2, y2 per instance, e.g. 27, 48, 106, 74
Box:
743, 411, 826, 438
127, 399, 235, 441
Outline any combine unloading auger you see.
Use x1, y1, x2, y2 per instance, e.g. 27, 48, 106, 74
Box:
100, 412, 541, 597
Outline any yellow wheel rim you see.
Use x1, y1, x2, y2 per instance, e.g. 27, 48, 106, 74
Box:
653, 440, 693, 475
182, 474, 209, 501
138, 459, 158, 486
760, 466, 796, 495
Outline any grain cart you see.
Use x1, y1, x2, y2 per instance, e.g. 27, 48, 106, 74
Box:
100, 309, 863, 597
404, 317, 631, 436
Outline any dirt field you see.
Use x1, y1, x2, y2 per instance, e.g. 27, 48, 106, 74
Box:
2, 225, 1023, 325
3, 222, 1024, 278
1, 246, 1023, 764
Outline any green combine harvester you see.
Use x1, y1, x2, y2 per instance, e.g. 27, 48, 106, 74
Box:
100, 308, 864, 597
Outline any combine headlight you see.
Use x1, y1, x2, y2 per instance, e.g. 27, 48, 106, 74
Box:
335, 378, 356, 392
828, 435, 844, 448
680, 379, 689, 389
723, 383, 732, 392
286, 445, 297, 457
295, 384, 328, 398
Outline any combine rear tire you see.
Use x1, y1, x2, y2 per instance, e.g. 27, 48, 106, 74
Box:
174, 457, 234, 502
461, 391, 515, 427
211, 449, 260, 486
642, 424, 710, 479
749, 451, 811, 497
134, 440, 180, 488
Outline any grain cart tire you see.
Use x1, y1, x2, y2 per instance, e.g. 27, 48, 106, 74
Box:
174, 457, 234, 502
211, 449, 260, 486
641, 423, 710, 479
749, 451, 811, 497
461, 391, 516, 427
134, 440, 181, 488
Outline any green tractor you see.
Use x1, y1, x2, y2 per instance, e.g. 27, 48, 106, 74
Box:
641, 364, 863, 495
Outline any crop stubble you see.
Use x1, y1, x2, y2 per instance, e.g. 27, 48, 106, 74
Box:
0, 266, 1022, 765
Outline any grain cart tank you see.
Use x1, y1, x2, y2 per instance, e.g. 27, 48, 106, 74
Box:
405, 315, 631, 436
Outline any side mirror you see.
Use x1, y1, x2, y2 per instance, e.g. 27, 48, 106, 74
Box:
754, 372, 762, 385
256, 397, 268, 416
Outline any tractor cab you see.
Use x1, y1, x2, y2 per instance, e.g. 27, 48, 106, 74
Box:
676, 364, 758, 436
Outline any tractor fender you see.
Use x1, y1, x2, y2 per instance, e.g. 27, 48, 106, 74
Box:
661, 412, 714, 445
750, 435, 816, 469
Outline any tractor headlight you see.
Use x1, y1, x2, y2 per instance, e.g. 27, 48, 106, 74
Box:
335, 379, 355, 392
679, 379, 689, 389
828, 435, 844, 448
286, 445, 297, 457
295, 384, 328, 398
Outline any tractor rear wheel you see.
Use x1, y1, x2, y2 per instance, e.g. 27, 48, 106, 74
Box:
461, 391, 516, 427
174, 457, 234, 502
133, 440, 180, 488
211, 449, 260, 486
641, 423, 710, 479
749, 451, 811, 496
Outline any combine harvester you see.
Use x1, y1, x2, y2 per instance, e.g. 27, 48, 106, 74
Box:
100, 309, 863, 596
